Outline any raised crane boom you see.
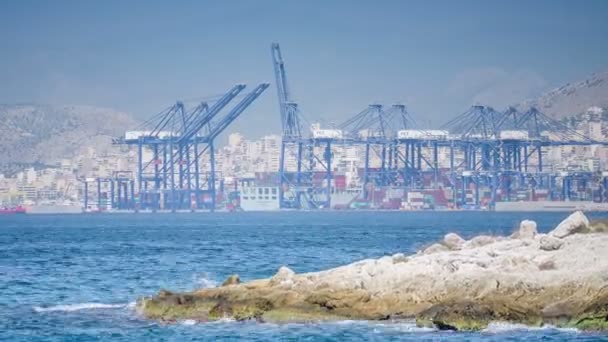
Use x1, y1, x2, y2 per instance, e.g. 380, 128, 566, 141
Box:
271, 43, 301, 139
206, 83, 270, 141
179, 84, 246, 143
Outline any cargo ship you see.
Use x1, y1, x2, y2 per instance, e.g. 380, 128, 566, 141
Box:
0, 206, 27, 214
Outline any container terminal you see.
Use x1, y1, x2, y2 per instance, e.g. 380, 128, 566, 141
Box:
80, 44, 608, 213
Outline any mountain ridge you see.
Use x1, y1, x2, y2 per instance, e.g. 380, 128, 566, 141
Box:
518, 70, 608, 118
0, 104, 137, 175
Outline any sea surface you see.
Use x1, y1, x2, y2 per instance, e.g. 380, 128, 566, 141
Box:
2, 211, 608, 341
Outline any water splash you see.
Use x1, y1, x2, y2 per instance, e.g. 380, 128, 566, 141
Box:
33, 302, 129, 313
194, 272, 218, 288
483, 322, 580, 333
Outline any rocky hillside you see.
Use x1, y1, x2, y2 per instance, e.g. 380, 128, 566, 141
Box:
521, 71, 608, 119
0, 104, 136, 175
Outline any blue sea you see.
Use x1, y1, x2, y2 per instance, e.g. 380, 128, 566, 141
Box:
2, 211, 608, 341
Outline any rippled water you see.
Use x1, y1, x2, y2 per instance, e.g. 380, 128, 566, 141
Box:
2, 211, 608, 341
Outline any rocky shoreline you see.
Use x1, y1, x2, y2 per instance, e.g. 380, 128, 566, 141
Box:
137, 212, 608, 331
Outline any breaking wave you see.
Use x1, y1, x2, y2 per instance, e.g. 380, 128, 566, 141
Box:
483, 322, 579, 333
33, 302, 135, 313
194, 272, 218, 288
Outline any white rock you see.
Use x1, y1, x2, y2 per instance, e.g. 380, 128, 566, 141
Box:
513, 220, 538, 239
443, 233, 465, 250
539, 236, 564, 251
550, 211, 590, 239
270, 266, 295, 285
464, 235, 496, 249
422, 243, 449, 255
392, 253, 408, 264
250, 212, 607, 319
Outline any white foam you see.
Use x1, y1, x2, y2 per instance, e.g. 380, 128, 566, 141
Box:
195, 273, 218, 288
371, 321, 436, 333
33, 303, 127, 313
181, 319, 198, 326
483, 322, 580, 333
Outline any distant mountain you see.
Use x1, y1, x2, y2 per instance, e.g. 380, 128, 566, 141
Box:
520, 71, 608, 119
0, 104, 136, 175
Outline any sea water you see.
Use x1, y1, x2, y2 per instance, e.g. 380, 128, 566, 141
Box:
2, 211, 608, 341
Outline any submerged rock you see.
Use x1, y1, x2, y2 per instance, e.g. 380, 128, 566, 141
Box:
138, 211, 608, 330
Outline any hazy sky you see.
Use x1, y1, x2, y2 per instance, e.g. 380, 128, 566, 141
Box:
1, 0, 607, 137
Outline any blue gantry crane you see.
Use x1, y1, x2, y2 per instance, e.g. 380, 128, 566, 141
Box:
84, 83, 268, 212
272, 42, 312, 209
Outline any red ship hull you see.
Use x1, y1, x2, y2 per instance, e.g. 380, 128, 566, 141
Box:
0, 206, 27, 214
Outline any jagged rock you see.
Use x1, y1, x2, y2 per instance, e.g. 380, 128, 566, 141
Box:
512, 220, 538, 239
443, 233, 465, 250
550, 211, 590, 239
392, 253, 408, 264
540, 236, 564, 251
423, 243, 450, 255
222, 274, 240, 286
464, 235, 496, 249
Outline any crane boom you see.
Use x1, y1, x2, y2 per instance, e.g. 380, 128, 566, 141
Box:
271, 43, 301, 139
179, 84, 246, 142
206, 83, 270, 141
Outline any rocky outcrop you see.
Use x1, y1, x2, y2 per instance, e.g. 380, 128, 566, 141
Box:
550, 210, 589, 238
137, 211, 608, 331
222, 274, 240, 286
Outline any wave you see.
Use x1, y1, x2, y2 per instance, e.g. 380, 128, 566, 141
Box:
370, 320, 436, 333
180, 319, 198, 326
33, 302, 134, 313
195, 273, 218, 288
483, 322, 579, 333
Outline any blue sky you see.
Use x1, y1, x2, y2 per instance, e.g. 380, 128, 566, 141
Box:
1, 0, 607, 136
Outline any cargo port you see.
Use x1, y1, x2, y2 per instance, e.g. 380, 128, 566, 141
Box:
79, 44, 608, 213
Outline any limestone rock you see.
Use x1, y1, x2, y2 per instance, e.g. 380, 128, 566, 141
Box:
539, 236, 564, 251
537, 258, 556, 271
270, 266, 295, 285
392, 253, 408, 264
139, 211, 608, 330
513, 220, 537, 239
222, 274, 240, 286
423, 243, 449, 255
550, 211, 590, 239
464, 235, 496, 249
443, 233, 465, 250
589, 219, 608, 233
